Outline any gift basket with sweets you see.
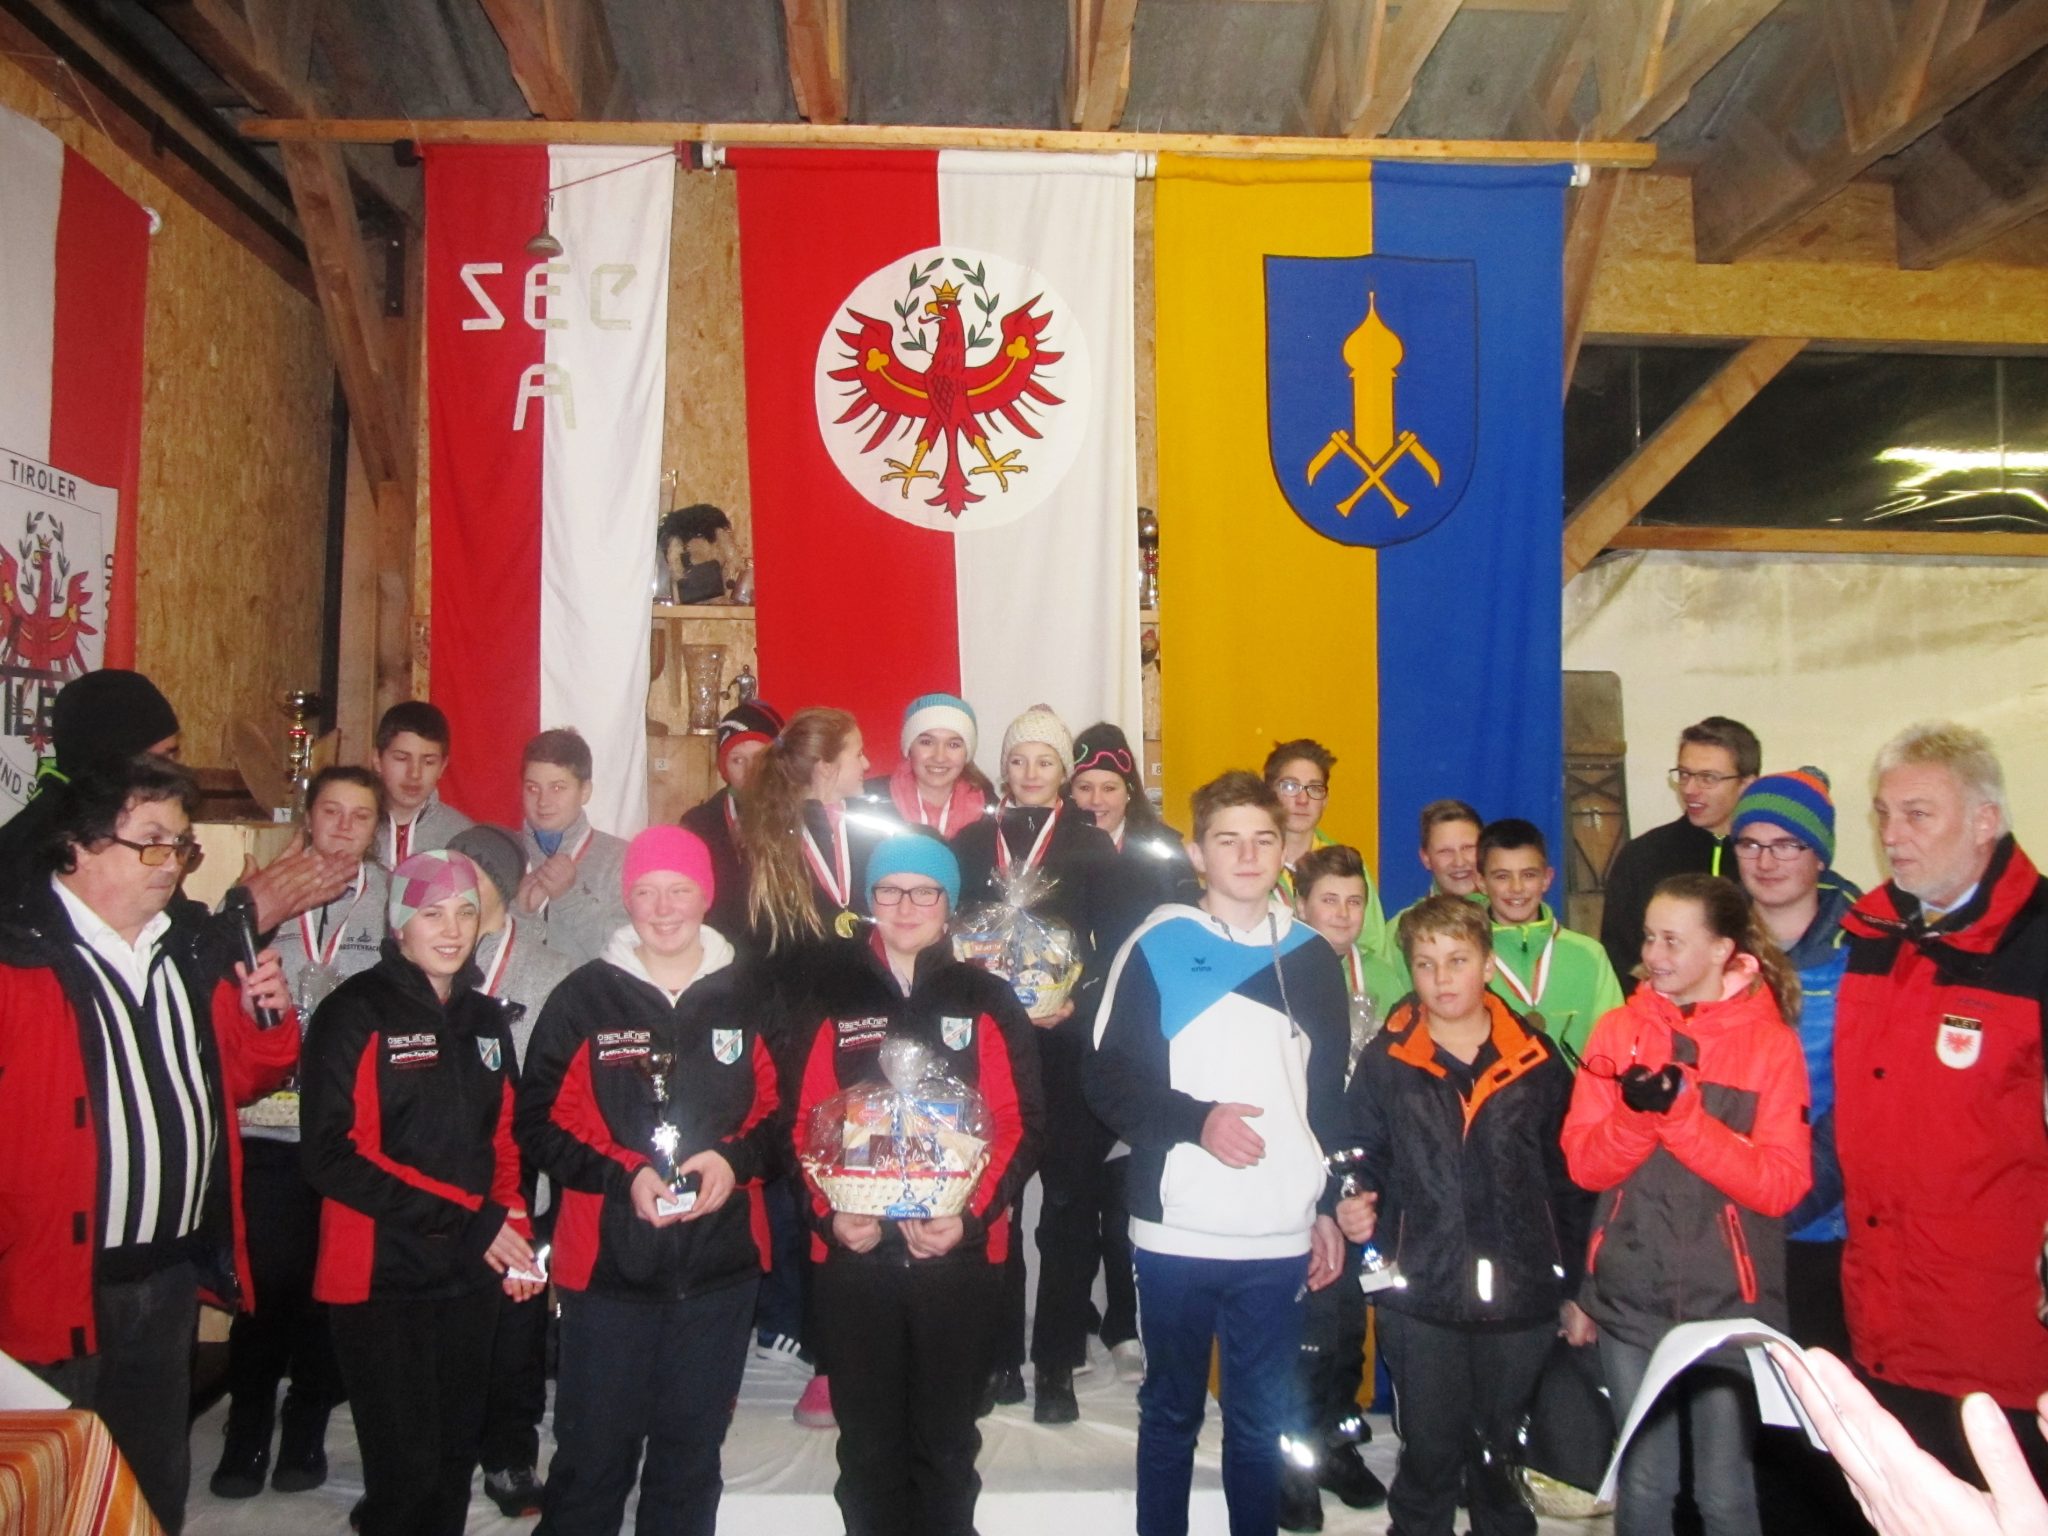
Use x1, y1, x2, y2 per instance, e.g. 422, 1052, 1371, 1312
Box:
802, 1039, 992, 1219
950, 869, 1083, 1022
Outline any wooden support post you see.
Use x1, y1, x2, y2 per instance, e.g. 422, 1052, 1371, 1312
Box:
1069, 0, 1139, 132
1561, 169, 1622, 398
782, 0, 849, 126
1607, 525, 2048, 559
1561, 336, 1807, 582
477, 0, 621, 121
1892, 48, 2048, 267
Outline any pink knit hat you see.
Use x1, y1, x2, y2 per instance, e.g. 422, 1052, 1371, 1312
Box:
622, 826, 715, 904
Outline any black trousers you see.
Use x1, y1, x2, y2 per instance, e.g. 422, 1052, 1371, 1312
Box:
1760, 1239, 1872, 1535
481, 1283, 550, 1474
1378, 1309, 1553, 1536
1863, 1370, 2048, 1494
539, 1280, 755, 1536
817, 1250, 995, 1536
1099, 1153, 1138, 1349
1293, 1246, 1368, 1445
223, 1139, 342, 1445
755, 1173, 808, 1346
332, 1288, 498, 1536
32, 1262, 199, 1536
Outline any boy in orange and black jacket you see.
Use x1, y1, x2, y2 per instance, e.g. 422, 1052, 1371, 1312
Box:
1337, 895, 1588, 1536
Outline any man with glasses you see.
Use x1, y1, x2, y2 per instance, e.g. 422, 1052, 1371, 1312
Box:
0, 755, 297, 1534
1265, 738, 1391, 961
1598, 716, 1760, 982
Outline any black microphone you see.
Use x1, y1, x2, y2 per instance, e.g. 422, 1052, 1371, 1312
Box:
220, 887, 283, 1030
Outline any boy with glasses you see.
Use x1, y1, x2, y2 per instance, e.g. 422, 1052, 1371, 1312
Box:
1264, 739, 1390, 962
1598, 716, 1759, 981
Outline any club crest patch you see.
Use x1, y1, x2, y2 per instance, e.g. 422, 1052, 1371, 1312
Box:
1936, 1014, 1983, 1070
477, 1036, 502, 1072
941, 1015, 974, 1052
712, 1029, 744, 1066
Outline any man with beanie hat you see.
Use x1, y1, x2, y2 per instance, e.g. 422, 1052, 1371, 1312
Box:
682, 700, 787, 951
1732, 771, 1868, 1536
795, 829, 1043, 1536
516, 824, 781, 1536
0, 668, 182, 880
448, 823, 576, 1519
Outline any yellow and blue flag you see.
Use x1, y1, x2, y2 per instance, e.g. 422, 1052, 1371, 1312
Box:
1156, 159, 1567, 907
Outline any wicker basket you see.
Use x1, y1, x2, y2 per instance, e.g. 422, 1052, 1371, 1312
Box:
816, 1154, 988, 1219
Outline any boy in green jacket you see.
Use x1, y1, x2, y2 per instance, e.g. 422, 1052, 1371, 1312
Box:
1479, 818, 1625, 1068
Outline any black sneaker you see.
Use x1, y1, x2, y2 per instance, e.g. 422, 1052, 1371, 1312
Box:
207, 1436, 269, 1500
484, 1466, 545, 1518
1032, 1367, 1079, 1425
976, 1365, 1026, 1419
1317, 1441, 1388, 1510
1278, 1463, 1325, 1532
271, 1402, 330, 1493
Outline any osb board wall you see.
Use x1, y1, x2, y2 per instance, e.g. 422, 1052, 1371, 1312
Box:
1587, 173, 2048, 346
666, 165, 753, 561
0, 57, 332, 768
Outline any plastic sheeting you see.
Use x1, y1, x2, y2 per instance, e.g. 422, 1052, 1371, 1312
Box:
1564, 551, 2048, 894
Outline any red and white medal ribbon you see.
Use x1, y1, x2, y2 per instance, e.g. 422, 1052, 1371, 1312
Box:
800, 806, 853, 912
1494, 922, 1556, 1011
298, 865, 367, 968
1344, 944, 1366, 998
478, 923, 516, 997
916, 793, 954, 837
995, 798, 1062, 882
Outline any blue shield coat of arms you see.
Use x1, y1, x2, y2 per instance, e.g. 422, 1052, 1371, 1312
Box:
1265, 254, 1477, 548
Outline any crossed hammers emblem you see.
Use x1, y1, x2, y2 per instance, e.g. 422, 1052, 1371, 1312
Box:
1305, 427, 1443, 519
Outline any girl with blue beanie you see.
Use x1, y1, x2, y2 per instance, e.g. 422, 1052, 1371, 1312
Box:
865, 693, 995, 838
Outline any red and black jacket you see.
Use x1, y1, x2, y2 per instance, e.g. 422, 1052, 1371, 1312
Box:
1564, 977, 1810, 1351
1835, 835, 2048, 1408
0, 883, 296, 1364
1347, 992, 1587, 1328
795, 934, 1044, 1265
515, 943, 784, 1300
301, 944, 528, 1305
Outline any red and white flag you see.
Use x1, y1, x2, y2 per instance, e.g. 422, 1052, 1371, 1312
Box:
425, 145, 673, 832
734, 150, 1142, 769
0, 109, 146, 647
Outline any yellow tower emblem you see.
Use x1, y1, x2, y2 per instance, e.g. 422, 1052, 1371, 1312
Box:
1304, 293, 1442, 518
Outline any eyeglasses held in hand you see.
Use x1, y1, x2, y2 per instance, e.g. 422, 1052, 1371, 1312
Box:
1272, 778, 1329, 800
1732, 837, 1809, 862
1668, 768, 1742, 788
871, 885, 946, 908
108, 834, 205, 869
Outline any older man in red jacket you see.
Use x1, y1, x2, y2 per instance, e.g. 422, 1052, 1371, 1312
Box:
1835, 720, 2048, 1488
0, 755, 295, 1534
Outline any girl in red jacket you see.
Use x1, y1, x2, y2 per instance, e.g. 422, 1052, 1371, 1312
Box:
1562, 874, 1811, 1536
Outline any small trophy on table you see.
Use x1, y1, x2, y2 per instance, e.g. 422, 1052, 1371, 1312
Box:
642, 1047, 699, 1217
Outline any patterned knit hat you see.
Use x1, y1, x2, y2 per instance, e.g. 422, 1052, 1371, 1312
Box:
1071, 721, 1144, 799
900, 692, 978, 757
716, 700, 785, 781
389, 849, 481, 932
1732, 767, 1836, 866
1000, 705, 1074, 780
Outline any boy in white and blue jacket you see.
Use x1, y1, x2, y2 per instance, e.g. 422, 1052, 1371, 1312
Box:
1088, 770, 1350, 1536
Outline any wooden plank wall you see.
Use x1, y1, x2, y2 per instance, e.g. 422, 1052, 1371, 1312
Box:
0, 56, 333, 769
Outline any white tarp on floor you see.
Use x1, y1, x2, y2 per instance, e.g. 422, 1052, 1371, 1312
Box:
1565, 551, 2048, 894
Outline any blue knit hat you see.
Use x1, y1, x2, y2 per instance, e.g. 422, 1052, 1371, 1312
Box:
1732, 767, 1836, 867
900, 693, 977, 757
866, 831, 961, 909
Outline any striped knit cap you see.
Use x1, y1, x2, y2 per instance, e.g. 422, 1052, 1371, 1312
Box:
1732, 767, 1835, 867
389, 849, 482, 932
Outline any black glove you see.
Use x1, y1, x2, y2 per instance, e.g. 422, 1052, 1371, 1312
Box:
1618, 1063, 1683, 1115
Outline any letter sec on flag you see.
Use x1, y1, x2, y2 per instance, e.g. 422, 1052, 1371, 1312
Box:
1264, 254, 1477, 548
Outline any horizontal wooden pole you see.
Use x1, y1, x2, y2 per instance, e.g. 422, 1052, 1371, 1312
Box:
1605, 526, 2048, 559
236, 116, 1658, 167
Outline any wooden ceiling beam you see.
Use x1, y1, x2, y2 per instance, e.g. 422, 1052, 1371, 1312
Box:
781, 0, 848, 126
1692, 0, 2048, 263
477, 0, 621, 121
1892, 48, 2048, 267
1336, 0, 1462, 137
1562, 335, 1806, 581
1301, 0, 1386, 137
1612, 0, 1785, 138
1608, 525, 2048, 559
1069, 0, 1139, 131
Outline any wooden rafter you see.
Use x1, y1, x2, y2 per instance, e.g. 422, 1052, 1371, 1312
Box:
781, 0, 848, 126
1069, 0, 1139, 132
1561, 336, 1807, 582
1608, 525, 2048, 558
1891, 47, 2048, 267
1692, 0, 2048, 263
476, 0, 620, 122
1305, 0, 1463, 138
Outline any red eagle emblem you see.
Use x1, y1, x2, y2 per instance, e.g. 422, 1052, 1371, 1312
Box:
0, 531, 96, 679
827, 264, 1064, 519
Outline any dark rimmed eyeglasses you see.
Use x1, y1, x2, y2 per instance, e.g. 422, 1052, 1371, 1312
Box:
1272, 778, 1328, 799
1669, 768, 1743, 788
107, 834, 205, 870
871, 885, 946, 908
1732, 837, 1810, 863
